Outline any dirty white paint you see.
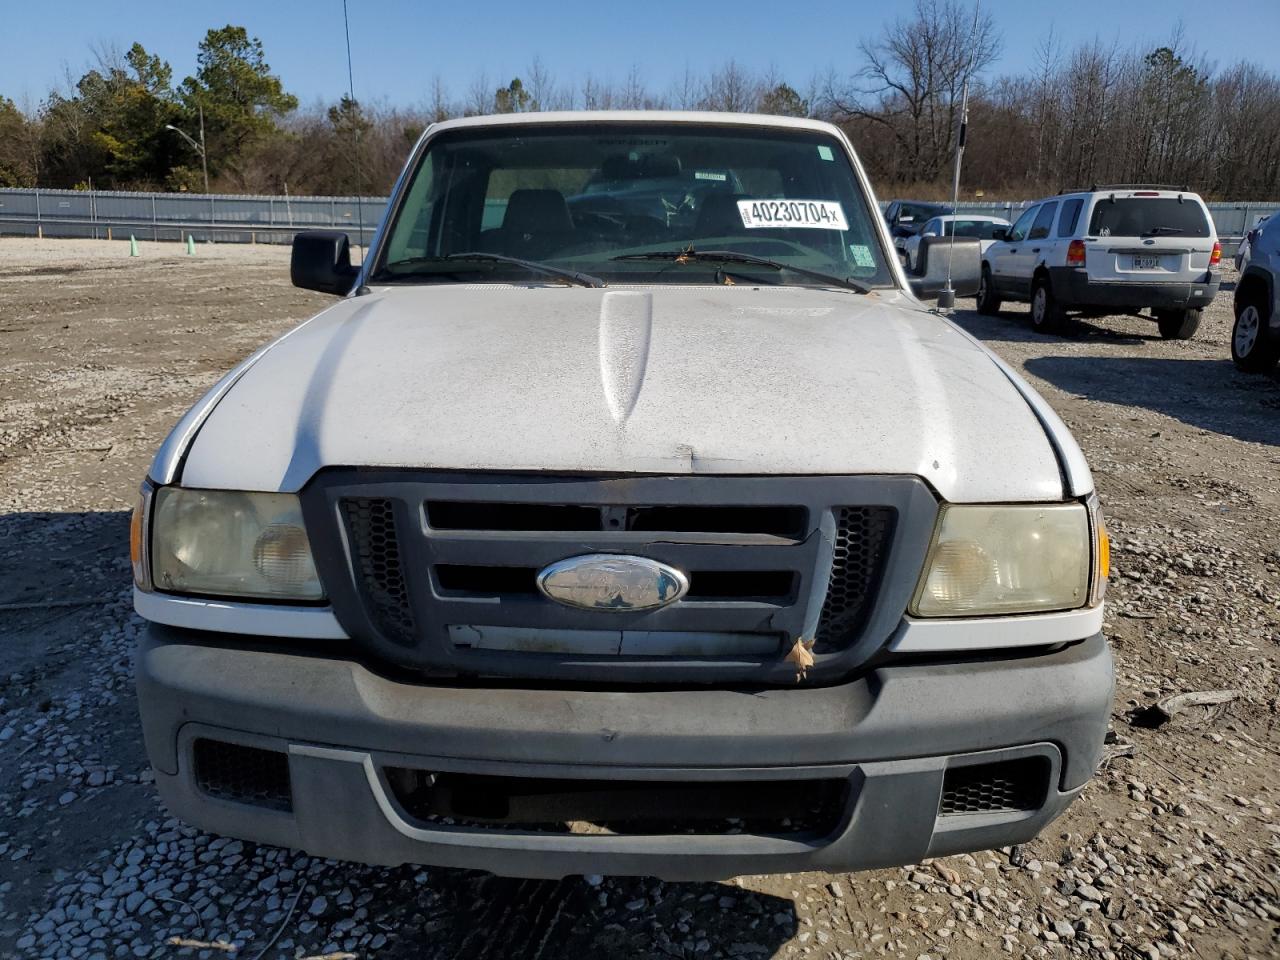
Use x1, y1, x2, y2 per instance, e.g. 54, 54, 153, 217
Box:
176, 284, 1072, 503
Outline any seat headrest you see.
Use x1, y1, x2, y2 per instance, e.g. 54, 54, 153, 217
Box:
503, 189, 573, 234
694, 193, 748, 237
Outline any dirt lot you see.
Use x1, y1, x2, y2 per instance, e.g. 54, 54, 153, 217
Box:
0, 236, 1277, 960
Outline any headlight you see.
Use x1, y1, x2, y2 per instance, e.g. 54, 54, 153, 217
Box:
911, 503, 1090, 617
150, 488, 323, 601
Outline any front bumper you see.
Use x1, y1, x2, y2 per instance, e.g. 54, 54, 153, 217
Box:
136, 626, 1113, 881
1049, 266, 1220, 310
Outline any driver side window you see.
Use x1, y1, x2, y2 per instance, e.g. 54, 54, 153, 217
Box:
1008, 206, 1038, 243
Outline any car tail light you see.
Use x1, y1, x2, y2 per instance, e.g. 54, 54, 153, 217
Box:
1134, 191, 1160, 196
1210, 241, 1222, 266
1067, 239, 1087, 266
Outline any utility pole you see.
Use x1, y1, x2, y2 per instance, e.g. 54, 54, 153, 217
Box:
165, 105, 210, 194
198, 104, 208, 195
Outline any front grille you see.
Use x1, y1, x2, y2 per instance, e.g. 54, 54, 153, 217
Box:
343, 498, 416, 645
384, 766, 849, 836
192, 739, 292, 812
939, 757, 1049, 815
426, 501, 807, 538
309, 473, 929, 685
436, 565, 797, 601
814, 507, 897, 652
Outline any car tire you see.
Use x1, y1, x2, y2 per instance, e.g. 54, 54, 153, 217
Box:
1231, 296, 1279, 372
1030, 277, 1066, 333
976, 266, 1002, 315
1155, 308, 1202, 340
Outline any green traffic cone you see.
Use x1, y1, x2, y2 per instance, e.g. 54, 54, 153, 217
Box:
129, 235, 139, 257
186, 234, 196, 255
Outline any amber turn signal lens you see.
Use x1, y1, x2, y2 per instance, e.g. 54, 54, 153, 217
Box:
130, 490, 149, 589
1098, 519, 1110, 582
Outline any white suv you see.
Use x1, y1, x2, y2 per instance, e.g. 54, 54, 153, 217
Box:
976, 187, 1221, 338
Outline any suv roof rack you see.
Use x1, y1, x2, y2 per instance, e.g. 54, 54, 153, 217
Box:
1058, 183, 1190, 194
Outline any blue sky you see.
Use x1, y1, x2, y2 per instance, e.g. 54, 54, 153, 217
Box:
4, 0, 1278, 109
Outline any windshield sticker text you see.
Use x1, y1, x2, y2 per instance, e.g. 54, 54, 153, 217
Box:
738, 200, 848, 231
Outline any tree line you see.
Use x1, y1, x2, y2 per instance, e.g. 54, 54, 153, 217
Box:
1, 3, 1278, 199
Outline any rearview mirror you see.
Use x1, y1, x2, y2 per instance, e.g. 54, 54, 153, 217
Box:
991, 227, 1009, 242
291, 230, 359, 296
906, 236, 981, 302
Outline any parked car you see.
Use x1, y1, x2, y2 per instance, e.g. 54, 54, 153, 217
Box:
976, 186, 1221, 338
901, 214, 1012, 272
1232, 212, 1280, 372
132, 111, 1111, 882
883, 199, 951, 256
1234, 214, 1270, 271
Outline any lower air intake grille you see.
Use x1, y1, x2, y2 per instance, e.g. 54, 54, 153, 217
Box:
813, 506, 896, 651
193, 739, 292, 812
343, 497, 416, 645
939, 757, 1049, 815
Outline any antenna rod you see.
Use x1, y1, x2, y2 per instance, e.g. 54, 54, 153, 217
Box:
343, 0, 365, 258
942, 76, 969, 301
941, 0, 981, 310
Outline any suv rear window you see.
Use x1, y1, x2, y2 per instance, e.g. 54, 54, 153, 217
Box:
1088, 198, 1211, 238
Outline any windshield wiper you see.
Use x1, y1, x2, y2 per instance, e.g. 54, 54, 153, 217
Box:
377, 253, 605, 288
1142, 226, 1186, 236
611, 247, 871, 294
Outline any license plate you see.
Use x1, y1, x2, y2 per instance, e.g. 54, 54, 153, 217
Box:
1130, 255, 1161, 270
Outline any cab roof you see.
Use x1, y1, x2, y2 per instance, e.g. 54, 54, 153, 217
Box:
425, 110, 845, 137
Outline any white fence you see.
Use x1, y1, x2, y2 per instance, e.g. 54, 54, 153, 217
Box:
0, 187, 1275, 252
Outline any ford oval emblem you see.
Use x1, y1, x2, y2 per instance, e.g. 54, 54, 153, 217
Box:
536, 554, 689, 611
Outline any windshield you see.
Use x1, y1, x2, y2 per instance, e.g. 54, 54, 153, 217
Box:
1088, 197, 1211, 238
372, 122, 894, 288
897, 202, 946, 224
939, 219, 1007, 239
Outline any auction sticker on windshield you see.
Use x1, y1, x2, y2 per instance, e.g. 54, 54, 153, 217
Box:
738, 199, 848, 230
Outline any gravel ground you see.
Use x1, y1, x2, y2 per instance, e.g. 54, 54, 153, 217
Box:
0, 237, 1277, 960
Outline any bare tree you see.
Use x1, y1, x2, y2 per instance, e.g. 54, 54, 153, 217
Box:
428, 75, 451, 123
526, 57, 560, 111
581, 74, 614, 111
464, 71, 491, 116
701, 60, 759, 112
669, 65, 700, 110
831, 0, 1000, 182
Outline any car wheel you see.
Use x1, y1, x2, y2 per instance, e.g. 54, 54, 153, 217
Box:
1155, 308, 1202, 340
1231, 298, 1279, 372
975, 266, 1002, 315
1030, 278, 1065, 333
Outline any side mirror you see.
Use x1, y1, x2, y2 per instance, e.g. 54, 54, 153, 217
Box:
991, 228, 1009, 242
906, 236, 982, 301
291, 230, 359, 295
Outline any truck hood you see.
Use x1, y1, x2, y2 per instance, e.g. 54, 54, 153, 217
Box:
180, 284, 1067, 502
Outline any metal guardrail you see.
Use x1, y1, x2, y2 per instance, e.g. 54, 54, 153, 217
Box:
0, 187, 383, 245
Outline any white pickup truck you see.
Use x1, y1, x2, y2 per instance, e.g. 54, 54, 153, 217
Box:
131, 112, 1112, 881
